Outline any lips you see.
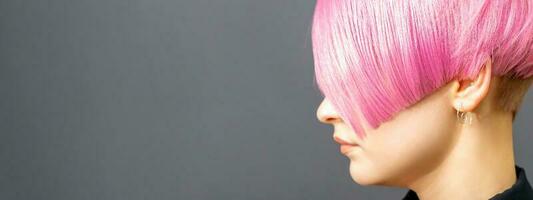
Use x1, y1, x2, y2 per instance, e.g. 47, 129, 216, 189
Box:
340, 144, 358, 154
333, 135, 357, 146
333, 135, 359, 154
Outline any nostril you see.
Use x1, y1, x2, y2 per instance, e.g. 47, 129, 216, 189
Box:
320, 116, 340, 124
325, 117, 337, 122
317, 98, 341, 123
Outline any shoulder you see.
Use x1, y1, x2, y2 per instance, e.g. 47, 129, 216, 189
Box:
489, 165, 533, 200
401, 165, 533, 200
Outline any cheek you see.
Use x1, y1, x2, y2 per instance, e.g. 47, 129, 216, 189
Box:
348, 105, 456, 186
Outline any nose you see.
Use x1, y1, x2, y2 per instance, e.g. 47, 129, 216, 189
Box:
316, 98, 342, 124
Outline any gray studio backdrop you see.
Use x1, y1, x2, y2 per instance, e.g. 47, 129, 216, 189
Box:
1, 0, 531, 200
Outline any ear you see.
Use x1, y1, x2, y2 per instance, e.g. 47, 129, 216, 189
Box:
450, 58, 493, 112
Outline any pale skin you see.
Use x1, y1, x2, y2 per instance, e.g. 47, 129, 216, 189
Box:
316, 59, 517, 200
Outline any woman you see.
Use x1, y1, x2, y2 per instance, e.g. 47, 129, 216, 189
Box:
312, 0, 533, 199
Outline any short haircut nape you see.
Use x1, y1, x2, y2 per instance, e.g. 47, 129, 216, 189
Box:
496, 76, 532, 121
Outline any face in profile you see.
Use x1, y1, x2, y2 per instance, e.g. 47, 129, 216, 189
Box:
316, 82, 459, 187
311, 0, 533, 197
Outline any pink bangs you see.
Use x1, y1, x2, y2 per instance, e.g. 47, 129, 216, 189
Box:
311, 0, 533, 139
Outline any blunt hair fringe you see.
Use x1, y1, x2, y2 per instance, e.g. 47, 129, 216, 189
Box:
312, 0, 533, 139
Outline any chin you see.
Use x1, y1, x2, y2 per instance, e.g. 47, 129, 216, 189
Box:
349, 162, 381, 186
350, 172, 381, 186
349, 162, 404, 187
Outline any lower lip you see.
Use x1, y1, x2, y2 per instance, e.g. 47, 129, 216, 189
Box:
340, 144, 359, 154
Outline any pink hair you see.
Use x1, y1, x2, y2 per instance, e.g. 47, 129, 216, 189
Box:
312, 0, 533, 139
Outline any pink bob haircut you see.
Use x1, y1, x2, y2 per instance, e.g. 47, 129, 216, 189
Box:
312, 0, 533, 139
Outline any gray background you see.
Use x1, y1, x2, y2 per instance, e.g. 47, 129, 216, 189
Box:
1, 0, 531, 199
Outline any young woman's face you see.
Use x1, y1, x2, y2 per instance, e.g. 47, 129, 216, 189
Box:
316, 82, 459, 187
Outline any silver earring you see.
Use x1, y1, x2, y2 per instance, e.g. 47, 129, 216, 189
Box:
456, 102, 473, 125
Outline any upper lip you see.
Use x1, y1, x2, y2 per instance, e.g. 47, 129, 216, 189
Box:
333, 135, 358, 146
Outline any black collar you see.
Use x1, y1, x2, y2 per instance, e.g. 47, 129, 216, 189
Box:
402, 165, 533, 200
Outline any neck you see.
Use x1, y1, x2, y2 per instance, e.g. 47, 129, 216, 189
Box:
408, 112, 517, 200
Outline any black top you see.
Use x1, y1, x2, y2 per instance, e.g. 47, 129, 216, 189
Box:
402, 165, 533, 200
